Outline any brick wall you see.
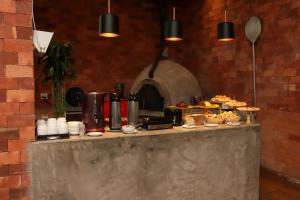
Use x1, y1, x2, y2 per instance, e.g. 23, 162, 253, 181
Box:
0, 0, 34, 199
169, 0, 300, 179
34, 0, 162, 108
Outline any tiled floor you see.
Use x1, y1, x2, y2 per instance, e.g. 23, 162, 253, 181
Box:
260, 168, 300, 200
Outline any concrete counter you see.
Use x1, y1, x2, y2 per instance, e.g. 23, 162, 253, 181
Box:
30, 124, 260, 200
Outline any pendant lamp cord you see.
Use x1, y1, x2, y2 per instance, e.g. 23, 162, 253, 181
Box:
108, 0, 111, 13
224, 0, 227, 22
173, 7, 176, 20
32, 0, 37, 30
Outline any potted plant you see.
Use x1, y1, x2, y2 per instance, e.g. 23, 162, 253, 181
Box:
39, 41, 75, 117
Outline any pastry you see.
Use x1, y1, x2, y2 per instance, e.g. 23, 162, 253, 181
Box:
197, 101, 211, 107
185, 115, 195, 126
220, 111, 240, 123
205, 113, 224, 124
189, 114, 206, 125
237, 107, 260, 112
224, 100, 247, 107
211, 95, 231, 102
176, 101, 188, 108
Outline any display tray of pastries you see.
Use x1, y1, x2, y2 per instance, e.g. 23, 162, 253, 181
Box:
205, 111, 241, 124
224, 100, 247, 107
237, 107, 260, 112
211, 95, 232, 103
220, 111, 241, 123
184, 113, 206, 125
205, 113, 224, 124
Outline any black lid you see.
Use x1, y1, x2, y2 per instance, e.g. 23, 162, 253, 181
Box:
110, 93, 120, 101
128, 93, 138, 101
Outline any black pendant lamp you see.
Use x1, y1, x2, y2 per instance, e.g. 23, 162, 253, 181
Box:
164, 7, 183, 42
99, 0, 119, 38
217, 0, 234, 42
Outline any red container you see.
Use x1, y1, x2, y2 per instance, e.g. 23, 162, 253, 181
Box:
104, 99, 128, 125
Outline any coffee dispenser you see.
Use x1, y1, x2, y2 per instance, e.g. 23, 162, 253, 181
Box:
127, 93, 139, 125
82, 91, 107, 132
109, 93, 122, 130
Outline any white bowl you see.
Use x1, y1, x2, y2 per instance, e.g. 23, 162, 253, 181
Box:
122, 125, 135, 133
37, 129, 47, 136
57, 117, 66, 123
58, 128, 68, 134
36, 119, 46, 126
69, 130, 79, 135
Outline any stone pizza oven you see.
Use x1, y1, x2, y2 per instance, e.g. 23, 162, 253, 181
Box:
131, 59, 202, 114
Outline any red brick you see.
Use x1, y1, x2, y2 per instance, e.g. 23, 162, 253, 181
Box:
9, 163, 31, 175
0, 151, 20, 165
0, 39, 3, 52
283, 68, 297, 76
0, 52, 18, 65
6, 90, 34, 102
20, 150, 29, 163
16, 0, 32, 14
0, 14, 3, 24
0, 78, 18, 90
8, 140, 28, 152
16, 27, 32, 40
4, 13, 31, 27
0, 0, 16, 13
0, 90, 6, 102
21, 174, 30, 187
0, 139, 8, 152
0, 128, 19, 140
18, 52, 33, 65
19, 127, 35, 140
0, 25, 15, 39
9, 187, 28, 199
0, 189, 9, 200
0, 115, 8, 127
0, 103, 19, 115
7, 115, 35, 128
18, 78, 34, 89
5, 65, 33, 78
3, 39, 32, 53
0, 165, 9, 177
290, 76, 300, 83
19, 102, 34, 115
0, 175, 21, 188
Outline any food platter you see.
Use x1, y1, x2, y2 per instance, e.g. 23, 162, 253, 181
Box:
237, 107, 260, 112
188, 104, 219, 109
236, 107, 260, 124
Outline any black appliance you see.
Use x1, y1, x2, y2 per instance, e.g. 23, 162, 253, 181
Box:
164, 107, 183, 126
141, 116, 173, 130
